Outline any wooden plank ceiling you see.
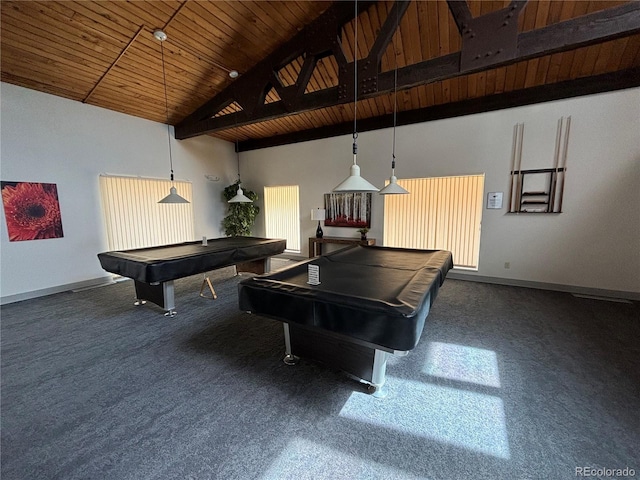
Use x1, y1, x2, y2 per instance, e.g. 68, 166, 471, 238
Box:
2, 1, 639, 151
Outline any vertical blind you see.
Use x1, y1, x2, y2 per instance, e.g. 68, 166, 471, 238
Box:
383, 175, 484, 269
264, 185, 300, 253
99, 175, 195, 251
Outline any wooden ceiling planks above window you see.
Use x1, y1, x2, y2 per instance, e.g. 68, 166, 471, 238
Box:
1, 1, 639, 150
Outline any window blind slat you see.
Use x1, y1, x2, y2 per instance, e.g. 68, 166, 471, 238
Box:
264, 185, 300, 253
383, 174, 484, 269
99, 175, 194, 251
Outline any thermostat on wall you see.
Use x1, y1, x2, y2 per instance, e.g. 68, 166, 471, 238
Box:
487, 192, 503, 209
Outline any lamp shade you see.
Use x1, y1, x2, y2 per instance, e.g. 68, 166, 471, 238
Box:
228, 185, 253, 203
333, 161, 379, 193
379, 175, 409, 195
311, 208, 326, 221
158, 186, 190, 203
154, 30, 190, 205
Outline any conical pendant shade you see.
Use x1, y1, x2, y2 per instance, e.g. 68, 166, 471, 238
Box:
228, 185, 253, 203
159, 186, 190, 203
332, 0, 378, 194
155, 31, 190, 205
378, 5, 409, 197
333, 160, 379, 193
379, 175, 409, 195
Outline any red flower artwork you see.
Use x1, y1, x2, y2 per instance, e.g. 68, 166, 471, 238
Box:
1, 182, 64, 241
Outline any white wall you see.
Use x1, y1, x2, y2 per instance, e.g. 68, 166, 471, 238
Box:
2, 83, 638, 300
240, 88, 640, 296
0, 83, 237, 301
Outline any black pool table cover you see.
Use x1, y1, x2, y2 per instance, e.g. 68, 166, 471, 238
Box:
238, 245, 453, 352
98, 236, 286, 284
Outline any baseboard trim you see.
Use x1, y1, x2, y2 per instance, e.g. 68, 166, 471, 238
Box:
447, 271, 639, 302
2, 271, 636, 305
275, 253, 307, 261
1, 277, 115, 305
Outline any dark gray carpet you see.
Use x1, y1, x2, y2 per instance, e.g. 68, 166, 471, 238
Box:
1, 269, 638, 480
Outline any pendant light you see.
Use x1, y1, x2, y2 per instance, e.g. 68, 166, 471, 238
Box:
228, 138, 253, 203
155, 30, 189, 204
332, 0, 379, 193
379, 1, 409, 195
228, 104, 252, 203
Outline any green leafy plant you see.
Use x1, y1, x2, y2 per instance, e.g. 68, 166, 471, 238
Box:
357, 227, 369, 235
222, 180, 260, 236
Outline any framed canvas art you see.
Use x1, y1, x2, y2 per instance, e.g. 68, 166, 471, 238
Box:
1, 181, 64, 241
324, 192, 371, 228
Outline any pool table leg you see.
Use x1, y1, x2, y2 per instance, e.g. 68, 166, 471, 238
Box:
282, 323, 299, 365
370, 349, 411, 397
161, 281, 176, 316
133, 280, 176, 316
367, 349, 391, 398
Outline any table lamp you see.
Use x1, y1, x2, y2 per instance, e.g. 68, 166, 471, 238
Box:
311, 208, 326, 238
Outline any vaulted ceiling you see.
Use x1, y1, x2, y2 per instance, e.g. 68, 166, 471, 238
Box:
2, 1, 639, 151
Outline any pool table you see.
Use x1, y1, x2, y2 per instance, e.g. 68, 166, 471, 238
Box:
238, 244, 453, 396
98, 236, 286, 315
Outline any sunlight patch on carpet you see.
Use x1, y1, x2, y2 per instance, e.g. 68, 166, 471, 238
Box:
423, 342, 501, 388
260, 437, 425, 480
339, 378, 511, 459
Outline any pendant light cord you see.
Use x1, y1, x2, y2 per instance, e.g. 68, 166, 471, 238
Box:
352, 0, 358, 161
391, 0, 398, 172
235, 101, 242, 183
236, 139, 241, 182
159, 41, 175, 182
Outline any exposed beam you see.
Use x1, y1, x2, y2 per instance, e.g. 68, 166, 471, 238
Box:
176, 1, 640, 140
509, 1, 529, 14
367, 1, 411, 68
518, 2, 639, 58
384, 0, 640, 91
177, 1, 375, 128
446, 0, 473, 34
459, 2, 523, 71
237, 68, 640, 152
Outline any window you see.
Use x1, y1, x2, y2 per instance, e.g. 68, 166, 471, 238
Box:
264, 185, 300, 253
383, 175, 484, 269
99, 174, 194, 251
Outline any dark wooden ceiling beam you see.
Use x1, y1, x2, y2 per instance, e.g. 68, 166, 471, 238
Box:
175, 1, 640, 140
508, 1, 529, 16
367, 1, 411, 67
176, 1, 374, 129
238, 67, 640, 152
446, 1, 473, 34
382, 1, 640, 91
459, 2, 522, 71
518, 2, 639, 58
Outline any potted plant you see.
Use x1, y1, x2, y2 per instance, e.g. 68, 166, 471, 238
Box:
357, 227, 369, 241
222, 180, 260, 236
